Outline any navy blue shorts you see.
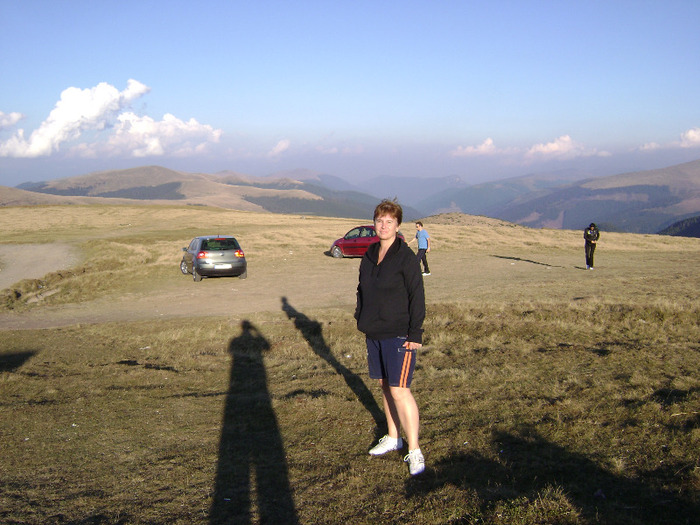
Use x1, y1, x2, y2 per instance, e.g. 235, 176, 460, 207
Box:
366, 336, 416, 388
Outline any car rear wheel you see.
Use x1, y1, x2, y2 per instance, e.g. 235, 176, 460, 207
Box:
180, 259, 188, 275
239, 269, 247, 279
331, 246, 343, 258
193, 266, 202, 282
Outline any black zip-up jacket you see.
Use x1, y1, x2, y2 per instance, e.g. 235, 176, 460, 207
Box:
355, 237, 425, 344
584, 227, 600, 244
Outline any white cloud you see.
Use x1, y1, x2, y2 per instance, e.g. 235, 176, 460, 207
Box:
0, 111, 24, 129
72, 112, 222, 158
639, 142, 661, 151
525, 135, 609, 159
680, 127, 700, 148
451, 135, 609, 161
637, 127, 700, 152
450, 138, 498, 157
268, 139, 291, 157
526, 135, 581, 158
0, 79, 149, 157
0, 79, 221, 159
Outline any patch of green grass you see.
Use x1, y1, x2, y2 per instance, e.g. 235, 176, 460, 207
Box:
1, 301, 698, 524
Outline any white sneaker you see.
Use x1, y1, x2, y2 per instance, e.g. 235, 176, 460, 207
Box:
422, 272, 431, 276
404, 448, 425, 476
369, 435, 403, 456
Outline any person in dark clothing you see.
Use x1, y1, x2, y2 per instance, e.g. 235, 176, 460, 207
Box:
355, 199, 426, 476
584, 223, 600, 269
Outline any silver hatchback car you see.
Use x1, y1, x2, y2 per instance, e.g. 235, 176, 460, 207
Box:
180, 235, 247, 281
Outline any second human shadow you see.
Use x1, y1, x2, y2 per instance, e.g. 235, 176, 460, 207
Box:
281, 296, 384, 432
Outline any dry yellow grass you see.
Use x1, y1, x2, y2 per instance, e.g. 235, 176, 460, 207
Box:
1, 204, 699, 524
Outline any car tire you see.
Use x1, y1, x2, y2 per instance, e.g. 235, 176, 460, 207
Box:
239, 269, 247, 279
193, 266, 202, 282
180, 259, 189, 275
331, 246, 343, 258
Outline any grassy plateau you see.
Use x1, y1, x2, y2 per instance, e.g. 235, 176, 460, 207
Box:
0, 205, 699, 524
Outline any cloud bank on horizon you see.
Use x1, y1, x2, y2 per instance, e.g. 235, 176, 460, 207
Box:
2, 79, 697, 163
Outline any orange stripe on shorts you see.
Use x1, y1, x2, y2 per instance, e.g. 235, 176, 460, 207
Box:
399, 351, 413, 388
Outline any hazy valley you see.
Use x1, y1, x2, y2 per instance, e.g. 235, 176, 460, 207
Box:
3, 158, 700, 235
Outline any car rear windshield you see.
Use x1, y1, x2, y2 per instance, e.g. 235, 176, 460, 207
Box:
201, 238, 240, 251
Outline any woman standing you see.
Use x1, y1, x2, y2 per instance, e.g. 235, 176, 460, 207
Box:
355, 199, 426, 476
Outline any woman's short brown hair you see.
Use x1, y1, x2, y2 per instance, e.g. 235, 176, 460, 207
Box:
373, 198, 403, 225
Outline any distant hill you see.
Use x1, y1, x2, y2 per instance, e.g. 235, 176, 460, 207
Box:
262, 169, 360, 193
361, 174, 470, 205
0, 185, 149, 207
417, 169, 590, 216
9, 165, 422, 220
658, 214, 700, 237
497, 160, 700, 233
7, 160, 700, 233
262, 170, 472, 205
421, 161, 700, 234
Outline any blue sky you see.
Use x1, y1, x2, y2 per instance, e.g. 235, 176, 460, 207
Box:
1, 0, 699, 186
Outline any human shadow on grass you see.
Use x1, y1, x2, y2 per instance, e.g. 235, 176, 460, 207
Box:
0, 351, 36, 372
405, 426, 698, 524
492, 255, 565, 268
209, 320, 298, 525
281, 297, 385, 435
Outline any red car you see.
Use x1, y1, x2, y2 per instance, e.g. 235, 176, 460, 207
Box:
330, 225, 405, 258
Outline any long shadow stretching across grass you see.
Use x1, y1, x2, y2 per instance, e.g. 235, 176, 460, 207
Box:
492, 254, 566, 268
210, 320, 298, 525
406, 426, 698, 524
281, 297, 384, 433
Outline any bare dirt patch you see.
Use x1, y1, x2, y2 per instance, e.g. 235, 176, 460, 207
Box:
0, 244, 80, 291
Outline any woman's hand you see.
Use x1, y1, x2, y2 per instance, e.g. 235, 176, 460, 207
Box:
403, 341, 422, 350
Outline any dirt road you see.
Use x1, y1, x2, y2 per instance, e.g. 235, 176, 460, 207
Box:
4, 241, 692, 331
0, 237, 698, 330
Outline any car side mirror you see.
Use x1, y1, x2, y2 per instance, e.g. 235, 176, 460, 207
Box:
182, 247, 187, 251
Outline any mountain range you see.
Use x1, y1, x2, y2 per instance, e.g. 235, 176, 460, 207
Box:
3, 159, 700, 235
